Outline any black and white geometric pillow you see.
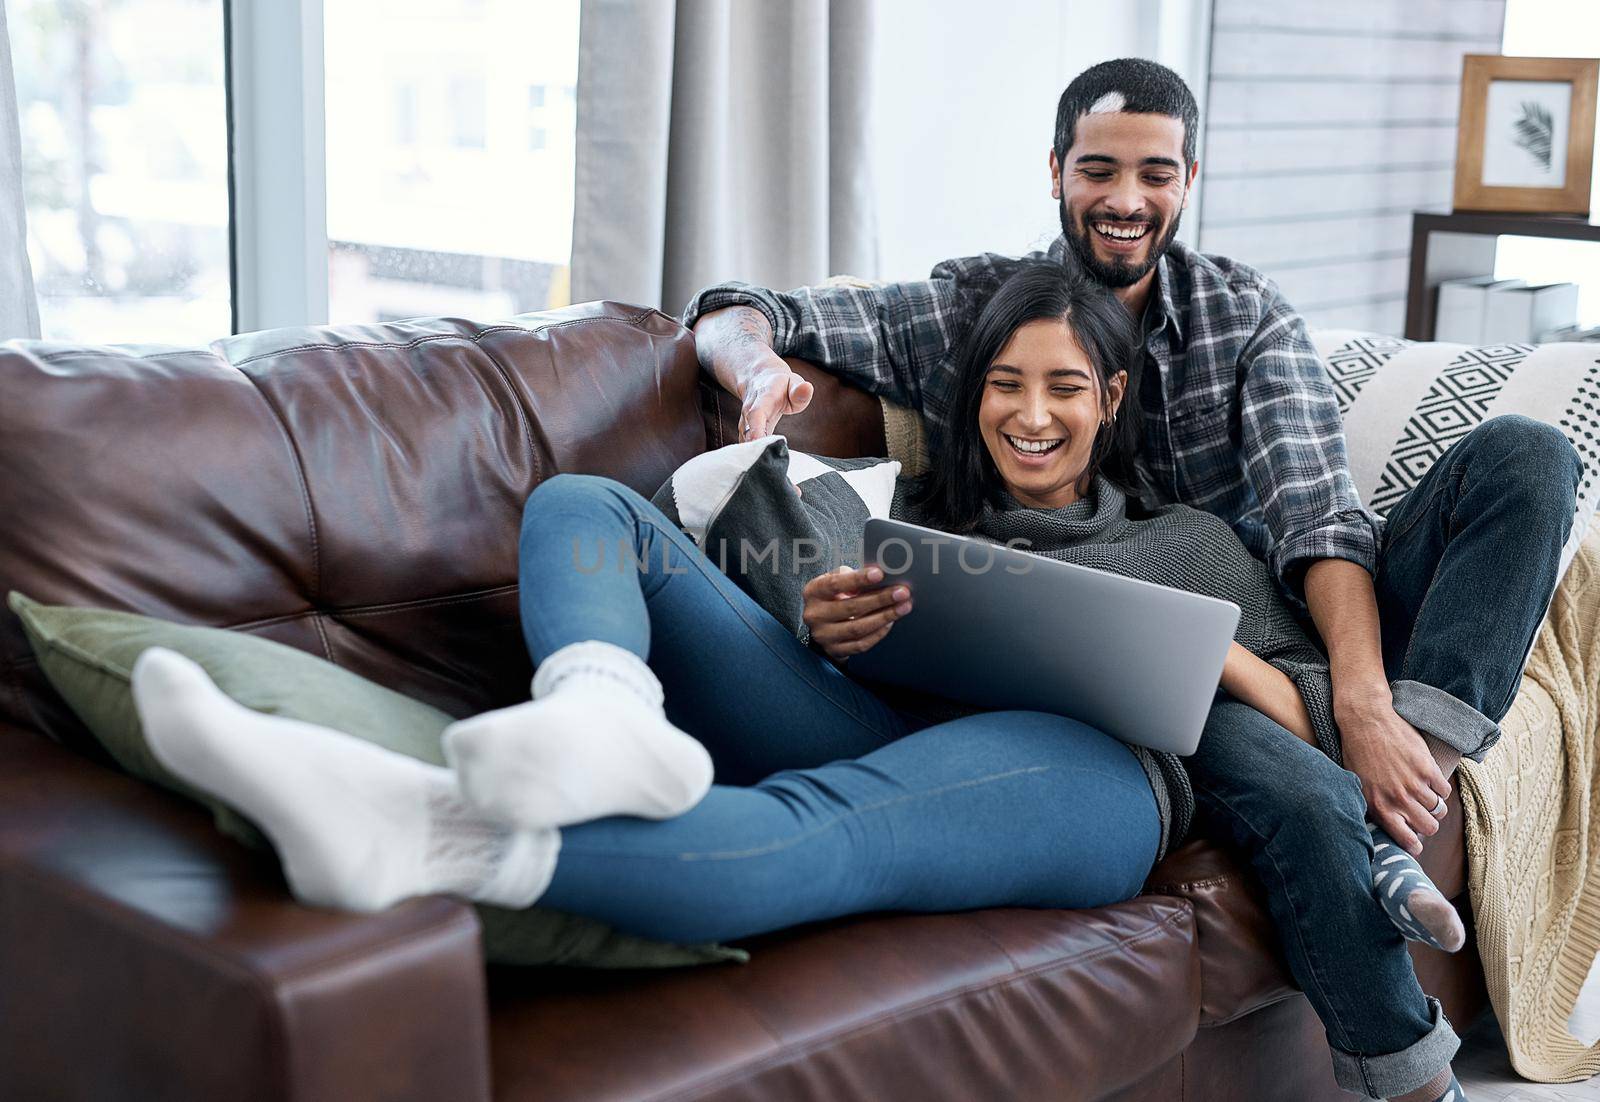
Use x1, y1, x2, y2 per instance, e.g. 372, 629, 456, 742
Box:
651, 436, 900, 638
1319, 332, 1412, 416
1313, 332, 1600, 579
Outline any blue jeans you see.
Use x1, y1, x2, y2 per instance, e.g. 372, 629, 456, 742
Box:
1187, 415, 1583, 1098
517, 473, 1162, 945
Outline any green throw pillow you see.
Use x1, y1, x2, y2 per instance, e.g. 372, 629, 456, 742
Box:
8, 592, 745, 969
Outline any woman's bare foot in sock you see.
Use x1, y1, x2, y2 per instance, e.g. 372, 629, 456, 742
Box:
132, 648, 556, 912
443, 641, 712, 830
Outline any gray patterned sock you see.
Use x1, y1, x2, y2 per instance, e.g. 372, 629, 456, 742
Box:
1370, 825, 1466, 953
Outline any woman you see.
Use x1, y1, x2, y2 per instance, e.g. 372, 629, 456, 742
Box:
128, 265, 1172, 944
131, 261, 1466, 1102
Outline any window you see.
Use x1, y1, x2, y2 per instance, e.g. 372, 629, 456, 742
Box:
447, 75, 487, 149
9, 0, 583, 339
394, 82, 420, 146
1496, 1, 1600, 326
12, 0, 231, 343
529, 82, 557, 152
323, 0, 581, 324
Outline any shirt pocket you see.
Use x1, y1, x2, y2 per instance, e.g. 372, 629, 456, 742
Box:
1168, 402, 1241, 500
1170, 396, 1233, 426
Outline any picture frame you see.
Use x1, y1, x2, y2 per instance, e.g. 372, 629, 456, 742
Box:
1452, 54, 1598, 217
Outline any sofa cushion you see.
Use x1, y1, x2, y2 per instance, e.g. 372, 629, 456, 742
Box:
1314, 331, 1600, 578
0, 304, 705, 750
10, 592, 742, 970
651, 435, 899, 638
486, 899, 1198, 1102
1146, 823, 1472, 1027
0, 720, 494, 1102
1144, 839, 1296, 1026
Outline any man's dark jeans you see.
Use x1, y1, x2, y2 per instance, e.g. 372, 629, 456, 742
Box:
1188, 414, 1583, 1098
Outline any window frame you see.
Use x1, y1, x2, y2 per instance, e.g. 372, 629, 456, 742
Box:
226, 0, 330, 333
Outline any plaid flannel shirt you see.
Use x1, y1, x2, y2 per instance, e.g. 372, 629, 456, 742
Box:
681, 237, 1383, 607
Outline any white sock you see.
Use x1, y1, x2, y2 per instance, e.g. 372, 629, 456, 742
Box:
131, 648, 558, 913
442, 640, 712, 831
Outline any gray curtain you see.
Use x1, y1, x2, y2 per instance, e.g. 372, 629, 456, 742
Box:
0, 1, 39, 339
571, 0, 878, 316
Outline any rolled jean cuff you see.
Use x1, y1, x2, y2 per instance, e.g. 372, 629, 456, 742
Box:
1390, 679, 1501, 761
1328, 995, 1461, 1098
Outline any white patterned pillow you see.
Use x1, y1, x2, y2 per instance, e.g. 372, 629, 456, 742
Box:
1312, 331, 1600, 578
651, 436, 900, 637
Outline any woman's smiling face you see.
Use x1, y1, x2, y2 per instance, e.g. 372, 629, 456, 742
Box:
978, 317, 1126, 510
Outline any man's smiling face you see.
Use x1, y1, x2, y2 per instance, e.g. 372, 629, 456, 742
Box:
1050, 111, 1195, 290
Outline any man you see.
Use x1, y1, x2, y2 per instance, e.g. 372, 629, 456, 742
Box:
682, 58, 1581, 1102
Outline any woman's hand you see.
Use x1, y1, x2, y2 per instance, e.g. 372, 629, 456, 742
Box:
1220, 643, 1318, 747
802, 565, 913, 660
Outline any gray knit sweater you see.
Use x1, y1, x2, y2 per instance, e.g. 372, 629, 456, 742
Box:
888, 473, 1346, 862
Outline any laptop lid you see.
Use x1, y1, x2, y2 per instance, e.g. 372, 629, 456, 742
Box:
846, 517, 1240, 755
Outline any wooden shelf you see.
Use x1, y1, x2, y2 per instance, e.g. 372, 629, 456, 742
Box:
1404, 210, 1600, 340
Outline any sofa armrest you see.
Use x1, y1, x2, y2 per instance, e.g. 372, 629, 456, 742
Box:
0, 722, 491, 1102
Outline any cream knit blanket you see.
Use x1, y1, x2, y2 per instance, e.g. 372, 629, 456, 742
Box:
1461, 523, 1600, 1082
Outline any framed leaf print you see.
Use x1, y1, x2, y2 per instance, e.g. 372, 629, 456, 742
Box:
1453, 55, 1597, 216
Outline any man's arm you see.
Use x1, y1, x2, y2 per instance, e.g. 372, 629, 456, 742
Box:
692, 305, 815, 440
1303, 559, 1450, 854
1234, 284, 1446, 851
683, 255, 1014, 440
1234, 290, 1381, 601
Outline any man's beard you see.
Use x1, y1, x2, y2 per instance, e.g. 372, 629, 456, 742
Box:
1060, 198, 1182, 289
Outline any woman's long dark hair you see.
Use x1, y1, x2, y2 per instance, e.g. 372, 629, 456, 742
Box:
910, 258, 1144, 531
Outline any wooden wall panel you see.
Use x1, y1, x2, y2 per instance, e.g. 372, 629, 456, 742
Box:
1204, 168, 1455, 222
1197, 1, 1506, 335
1204, 127, 1458, 173
1207, 81, 1466, 128
1200, 213, 1414, 267
1213, 0, 1503, 38
1210, 30, 1494, 81
1302, 297, 1407, 335
1266, 256, 1412, 310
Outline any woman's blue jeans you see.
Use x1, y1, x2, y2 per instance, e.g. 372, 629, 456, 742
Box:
517, 473, 1162, 946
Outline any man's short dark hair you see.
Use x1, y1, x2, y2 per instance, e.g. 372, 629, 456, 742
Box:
1053, 58, 1199, 169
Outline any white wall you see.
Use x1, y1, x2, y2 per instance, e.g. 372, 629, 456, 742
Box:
869, 0, 1208, 282
1197, 0, 1507, 337
1496, 0, 1600, 327
870, 0, 1141, 280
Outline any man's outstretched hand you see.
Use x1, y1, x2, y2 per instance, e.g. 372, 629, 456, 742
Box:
739, 364, 814, 442
690, 304, 815, 442
1336, 695, 1451, 855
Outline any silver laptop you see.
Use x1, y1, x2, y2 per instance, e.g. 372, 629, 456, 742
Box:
846, 517, 1241, 756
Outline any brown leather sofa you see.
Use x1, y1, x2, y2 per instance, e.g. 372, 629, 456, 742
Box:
0, 301, 1486, 1101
